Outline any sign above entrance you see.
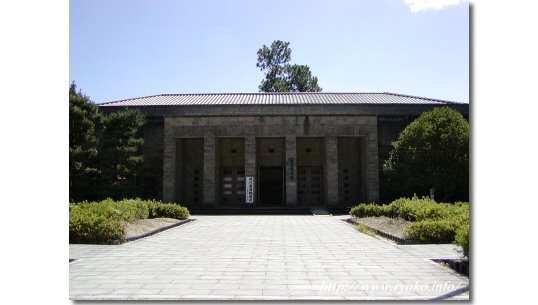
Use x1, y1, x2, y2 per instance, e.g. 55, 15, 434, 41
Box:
246, 177, 254, 204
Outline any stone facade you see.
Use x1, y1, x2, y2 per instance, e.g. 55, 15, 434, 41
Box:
162, 115, 379, 207
100, 101, 469, 208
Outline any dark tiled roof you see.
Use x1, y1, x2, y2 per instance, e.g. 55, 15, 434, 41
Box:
99, 92, 462, 107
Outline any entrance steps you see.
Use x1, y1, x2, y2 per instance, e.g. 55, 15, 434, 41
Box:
310, 207, 332, 216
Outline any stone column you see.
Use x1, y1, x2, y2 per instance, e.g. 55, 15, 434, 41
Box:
366, 132, 380, 203
285, 135, 297, 206
162, 119, 176, 202
244, 135, 256, 205
326, 136, 339, 206
203, 134, 216, 206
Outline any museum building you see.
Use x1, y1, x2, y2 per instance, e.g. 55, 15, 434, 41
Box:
99, 92, 469, 211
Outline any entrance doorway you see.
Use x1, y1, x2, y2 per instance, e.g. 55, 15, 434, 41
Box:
258, 166, 284, 206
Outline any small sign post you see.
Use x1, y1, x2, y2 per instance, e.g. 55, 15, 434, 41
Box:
246, 177, 254, 204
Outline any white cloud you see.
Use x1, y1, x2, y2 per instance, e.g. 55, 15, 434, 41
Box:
404, 0, 467, 13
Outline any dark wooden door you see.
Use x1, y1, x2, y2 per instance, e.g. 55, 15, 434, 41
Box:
297, 166, 323, 205
183, 167, 203, 205
220, 167, 245, 205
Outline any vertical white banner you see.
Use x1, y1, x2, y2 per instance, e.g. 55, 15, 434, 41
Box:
246, 176, 254, 204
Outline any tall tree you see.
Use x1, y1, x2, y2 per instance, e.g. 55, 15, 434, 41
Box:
383, 107, 469, 202
256, 40, 322, 92
99, 109, 146, 199
69, 82, 102, 201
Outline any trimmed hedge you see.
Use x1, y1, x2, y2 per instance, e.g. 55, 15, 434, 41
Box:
349, 203, 387, 218
147, 200, 190, 219
69, 198, 190, 244
349, 196, 470, 254
69, 212, 125, 244
404, 219, 459, 243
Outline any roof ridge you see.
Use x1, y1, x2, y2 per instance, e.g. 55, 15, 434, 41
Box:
157, 92, 384, 96
99, 92, 464, 106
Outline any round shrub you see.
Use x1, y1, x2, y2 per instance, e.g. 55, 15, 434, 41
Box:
383, 107, 469, 202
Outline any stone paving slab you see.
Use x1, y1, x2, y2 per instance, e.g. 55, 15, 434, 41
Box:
70, 215, 469, 300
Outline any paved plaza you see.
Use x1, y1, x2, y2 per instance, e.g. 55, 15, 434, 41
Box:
69, 215, 469, 300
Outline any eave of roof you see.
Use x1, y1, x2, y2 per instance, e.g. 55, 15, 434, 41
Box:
99, 92, 463, 107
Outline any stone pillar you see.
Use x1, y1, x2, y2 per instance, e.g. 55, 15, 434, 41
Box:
245, 135, 256, 205
285, 135, 297, 206
203, 134, 216, 206
162, 119, 176, 202
366, 132, 380, 203
326, 136, 339, 206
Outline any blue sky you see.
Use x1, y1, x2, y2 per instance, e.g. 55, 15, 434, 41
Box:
70, 0, 469, 103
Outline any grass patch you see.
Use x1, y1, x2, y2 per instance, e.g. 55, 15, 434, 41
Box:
355, 224, 376, 237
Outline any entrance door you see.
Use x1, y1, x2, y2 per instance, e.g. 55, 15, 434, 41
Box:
258, 166, 284, 206
220, 167, 245, 205
297, 166, 323, 205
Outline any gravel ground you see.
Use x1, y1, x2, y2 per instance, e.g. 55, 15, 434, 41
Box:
353, 216, 410, 239
124, 218, 181, 238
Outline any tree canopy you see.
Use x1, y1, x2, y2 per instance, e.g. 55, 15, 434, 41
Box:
383, 107, 469, 202
69, 83, 102, 200
256, 40, 321, 92
99, 109, 146, 199
69, 82, 146, 201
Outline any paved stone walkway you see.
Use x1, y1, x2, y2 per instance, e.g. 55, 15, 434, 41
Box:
70, 215, 469, 300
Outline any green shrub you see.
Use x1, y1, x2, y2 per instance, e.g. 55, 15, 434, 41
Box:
69, 198, 149, 223
382, 107, 469, 202
349, 196, 470, 245
69, 198, 189, 244
455, 222, 470, 257
387, 196, 447, 221
349, 203, 387, 218
69, 212, 124, 244
147, 201, 190, 219
404, 219, 459, 243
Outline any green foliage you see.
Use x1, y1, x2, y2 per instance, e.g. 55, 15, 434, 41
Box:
68, 82, 147, 201
455, 222, 470, 257
256, 40, 322, 92
99, 109, 146, 199
147, 201, 190, 220
383, 107, 469, 202
69, 198, 190, 244
355, 224, 376, 237
349, 196, 470, 248
404, 219, 459, 243
69, 212, 124, 244
349, 203, 387, 218
69, 82, 102, 201
386, 196, 468, 222
350, 196, 468, 221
